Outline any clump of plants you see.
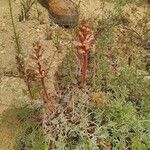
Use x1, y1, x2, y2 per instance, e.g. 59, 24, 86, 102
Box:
19, 0, 35, 21
0, 103, 47, 150
52, 2, 150, 149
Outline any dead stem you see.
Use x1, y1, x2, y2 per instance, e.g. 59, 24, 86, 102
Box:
16, 55, 33, 100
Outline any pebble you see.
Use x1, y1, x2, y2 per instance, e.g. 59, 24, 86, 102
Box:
36, 29, 40, 32
144, 76, 150, 81
2, 23, 5, 27
0, 42, 5, 48
0, 51, 5, 54
1, 22, 7, 31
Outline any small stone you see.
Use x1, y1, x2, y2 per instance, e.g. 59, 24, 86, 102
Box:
0, 51, 5, 54
1, 22, 7, 31
144, 76, 150, 81
36, 29, 40, 32
137, 70, 149, 76
2, 23, 5, 27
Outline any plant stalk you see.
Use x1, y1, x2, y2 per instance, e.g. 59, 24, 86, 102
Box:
82, 52, 88, 86
37, 62, 54, 110
8, 0, 21, 54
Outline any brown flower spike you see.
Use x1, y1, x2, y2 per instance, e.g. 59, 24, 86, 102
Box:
31, 41, 55, 111
74, 20, 94, 86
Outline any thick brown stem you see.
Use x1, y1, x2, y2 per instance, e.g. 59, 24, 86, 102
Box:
40, 78, 51, 103
82, 52, 88, 86
40, 78, 54, 112
37, 62, 54, 111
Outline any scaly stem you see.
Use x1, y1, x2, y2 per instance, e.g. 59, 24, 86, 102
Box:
82, 52, 88, 86
37, 62, 54, 110
40, 78, 51, 103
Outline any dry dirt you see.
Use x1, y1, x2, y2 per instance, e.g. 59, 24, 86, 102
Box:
0, 0, 148, 149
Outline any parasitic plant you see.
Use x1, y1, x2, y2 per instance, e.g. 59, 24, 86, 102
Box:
31, 42, 55, 111
74, 20, 94, 86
